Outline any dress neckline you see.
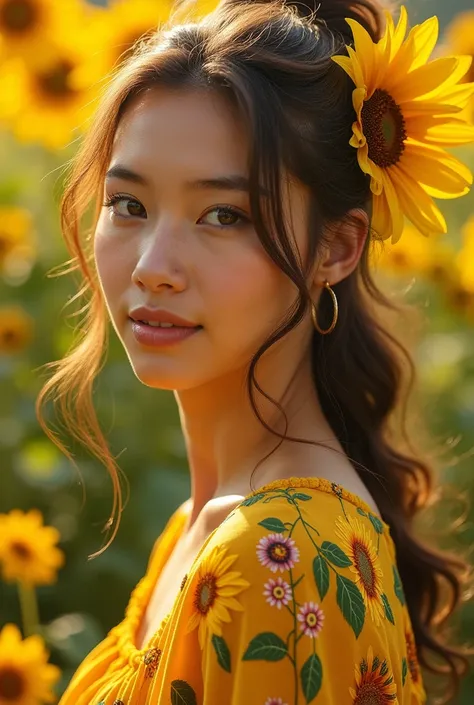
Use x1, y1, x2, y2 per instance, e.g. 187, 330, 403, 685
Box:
123, 475, 391, 658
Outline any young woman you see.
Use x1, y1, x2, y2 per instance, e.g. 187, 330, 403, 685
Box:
37, 0, 474, 702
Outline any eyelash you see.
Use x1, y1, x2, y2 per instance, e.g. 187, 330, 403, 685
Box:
102, 193, 250, 229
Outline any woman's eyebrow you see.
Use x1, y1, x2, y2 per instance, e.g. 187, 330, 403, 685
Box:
105, 164, 269, 196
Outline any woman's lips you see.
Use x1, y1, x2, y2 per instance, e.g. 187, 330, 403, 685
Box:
129, 319, 202, 347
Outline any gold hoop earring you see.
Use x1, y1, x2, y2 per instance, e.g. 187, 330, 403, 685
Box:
311, 280, 338, 335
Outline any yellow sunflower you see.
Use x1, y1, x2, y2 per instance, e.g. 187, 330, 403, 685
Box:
0, 37, 101, 149
0, 509, 64, 586
0, 623, 61, 704
334, 514, 385, 626
349, 645, 398, 703
457, 215, 474, 292
0, 206, 35, 268
446, 11, 474, 84
171, 0, 220, 24
80, 0, 173, 77
371, 223, 433, 276
186, 544, 250, 651
0, 306, 34, 353
332, 6, 474, 244
0, 0, 92, 62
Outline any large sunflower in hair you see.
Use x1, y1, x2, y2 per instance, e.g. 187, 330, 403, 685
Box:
332, 6, 474, 244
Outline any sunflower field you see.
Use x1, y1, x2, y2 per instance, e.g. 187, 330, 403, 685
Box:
0, 0, 473, 703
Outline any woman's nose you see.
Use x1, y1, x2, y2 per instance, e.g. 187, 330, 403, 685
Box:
131, 227, 187, 293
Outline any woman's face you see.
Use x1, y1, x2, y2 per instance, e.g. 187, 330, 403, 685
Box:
94, 87, 313, 390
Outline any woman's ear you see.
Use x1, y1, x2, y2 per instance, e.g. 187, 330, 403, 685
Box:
313, 208, 369, 288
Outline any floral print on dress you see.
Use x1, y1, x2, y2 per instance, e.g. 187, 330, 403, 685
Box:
264, 699, 288, 705
186, 544, 250, 668
263, 577, 293, 609
349, 645, 398, 702
257, 533, 300, 572
297, 602, 325, 639
334, 514, 388, 626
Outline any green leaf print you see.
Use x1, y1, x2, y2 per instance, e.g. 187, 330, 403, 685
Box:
241, 493, 266, 506
369, 514, 384, 534
313, 555, 330, 601
300, 653, 323, 703
381, 593, 395, 625
212, 634, 231, 673
258, 517, 287, 533
292, 493, 312, 501
336, 574, 366, 638
393, 565, 406, 606
171, 680, 197, 705
356, 507, 368, 517
402, 656, 408, 686
242, 632, 288, 661
320, 541, 352, 567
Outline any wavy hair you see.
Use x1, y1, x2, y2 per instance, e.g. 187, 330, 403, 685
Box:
36, 0, 473, 700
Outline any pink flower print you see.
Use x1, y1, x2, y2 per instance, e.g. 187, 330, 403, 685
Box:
263, 577, 293, 609
297, 601, 325, 638
264, 699, 288, 705
257, 533, 300, 573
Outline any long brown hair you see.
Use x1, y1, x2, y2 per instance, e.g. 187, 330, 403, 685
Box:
36, 0, 473, 700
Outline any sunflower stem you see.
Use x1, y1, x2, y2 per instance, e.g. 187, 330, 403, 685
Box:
17, 580, 40, 637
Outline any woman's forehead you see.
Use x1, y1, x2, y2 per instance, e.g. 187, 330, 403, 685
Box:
110, 88, 249, 177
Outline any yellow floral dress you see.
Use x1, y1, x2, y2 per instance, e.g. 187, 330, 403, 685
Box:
58, 477, 427, 705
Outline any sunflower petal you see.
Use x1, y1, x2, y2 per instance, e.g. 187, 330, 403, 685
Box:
391, 166, 447, 236
331, 55, 357, 84
388, 57, 460, 103
389, 6, 408, 59
417, 122, 474, 145
346, 18, 377, 89
388, 16, 438, 79
402, 143, 472, 197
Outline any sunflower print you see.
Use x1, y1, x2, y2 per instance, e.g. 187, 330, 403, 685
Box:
186, 544, 250, 651
350, 645, 398, 703
335, 514, 386, 626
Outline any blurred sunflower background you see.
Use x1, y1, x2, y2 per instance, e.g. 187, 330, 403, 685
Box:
0, 0, 473, 703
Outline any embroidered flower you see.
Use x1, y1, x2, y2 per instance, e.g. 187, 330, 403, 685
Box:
257, 533, 300, 573
349, 645, 398, 702
297, 601, 325, 638
335, 514, 385, 625
263, 577, 292, 609
186, 545, 250, 651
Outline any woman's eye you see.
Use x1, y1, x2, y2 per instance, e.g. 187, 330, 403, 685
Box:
199, 206, 249, 229
102, 193, 146, 219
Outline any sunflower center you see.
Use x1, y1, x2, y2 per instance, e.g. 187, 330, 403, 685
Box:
0, 0, 38, 34
361, 88, 407, 168
196, 573, 217, 615
36, 59, 76, 99
10, 541, 31, 559
306, 612, 317, 627
354, 542, 376, 596
0, 666, 25, 699
273, 586, 285, 599
354, 682, 385, 704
